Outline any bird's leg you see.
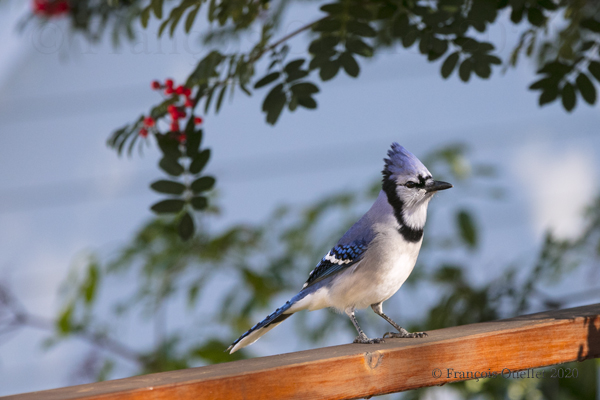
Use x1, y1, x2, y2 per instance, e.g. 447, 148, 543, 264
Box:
345, 308, 384, 344
371, 303, 427, 339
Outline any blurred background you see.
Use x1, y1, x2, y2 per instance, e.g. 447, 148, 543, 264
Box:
0, 0, 599, 398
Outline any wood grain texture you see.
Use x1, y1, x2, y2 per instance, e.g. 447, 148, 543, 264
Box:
4, 304, 600, 400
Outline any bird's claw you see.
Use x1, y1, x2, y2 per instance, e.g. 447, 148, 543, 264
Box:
353, 335, 385, 344
383, 330, 427, 339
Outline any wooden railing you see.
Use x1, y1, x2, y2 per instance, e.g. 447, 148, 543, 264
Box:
3, 303, 600, 400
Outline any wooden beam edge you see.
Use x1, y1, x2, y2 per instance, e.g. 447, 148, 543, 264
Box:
3, 303, 600, 400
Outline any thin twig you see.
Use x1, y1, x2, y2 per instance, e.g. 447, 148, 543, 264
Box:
0, 284, 142, 365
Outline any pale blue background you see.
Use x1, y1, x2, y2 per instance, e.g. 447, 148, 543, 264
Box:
0, 1, 599, 396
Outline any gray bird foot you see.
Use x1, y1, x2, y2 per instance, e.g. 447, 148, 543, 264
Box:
353, 335, 384, 344
383, 328, 427, 339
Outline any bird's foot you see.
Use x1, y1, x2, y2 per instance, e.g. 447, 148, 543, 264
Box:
353, 335, 385, 344
383, 328, 427, 339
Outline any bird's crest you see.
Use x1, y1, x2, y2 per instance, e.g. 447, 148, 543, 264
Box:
382, 143, 430, 180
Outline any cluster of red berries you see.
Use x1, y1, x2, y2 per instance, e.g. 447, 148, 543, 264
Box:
33, 0, 69, 16
140, 79, 203, 142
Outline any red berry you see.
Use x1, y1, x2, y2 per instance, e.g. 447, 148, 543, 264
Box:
185, 98, 194, 108
139, 128, 148, 138
175, 86, 185, 95
194, 117, 203, 125
143, 116, 155, 127
165, 87, 174, 95
178, 110, 187, 119
177, 133, 187, 143
151, 81, 161, 90
183, 87, 192, 96
165, 79, 174, 88
167, 105, 177, 114
170, 121, 180, 132
33, 0, 69, 16
55, 1, 69, 13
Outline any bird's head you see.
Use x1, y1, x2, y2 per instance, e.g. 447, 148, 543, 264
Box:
382, 143, 453, 209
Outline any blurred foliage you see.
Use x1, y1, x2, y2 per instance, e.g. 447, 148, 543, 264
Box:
20, 0, 600, 239
1, 144, 597, 398
25, 0, 600, 118
6, 1, 600, 397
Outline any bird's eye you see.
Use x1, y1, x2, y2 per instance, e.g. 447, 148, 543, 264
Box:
405, 181, 416, 188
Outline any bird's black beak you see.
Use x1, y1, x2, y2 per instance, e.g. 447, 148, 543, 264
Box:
426, 180, 453, 193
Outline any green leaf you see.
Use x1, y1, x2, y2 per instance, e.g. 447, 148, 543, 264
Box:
339, 52, 359, 77
441, 52, 460, 79
319, 60, 340, 81
419, 31, 432, 54
527, 7, 545, 26
510, 6, 524, 23
454, 37, 480, 53
83, 263, 99, 305
538, 86, 559, 106
178, 212, 194, 241
151, 0, 163, 19
392, 14, 409, 38
185, 5, 200, 33
308, 37, 340, 54
168, 5, 186, 37
346, 38, 374, 57
581, 18, 600, 33
313, 19, 342, 33
215, 85, 227, 113
402, 29, 420, 48
150, 97, 178, 120
57, 303, 74, 335
191, 196, 208, 210
290, 82, 320, 95
457, 210, 477, 248
458, 58, 473, 82
482, 54, 502, 65
156, 134, 181, 158
284, 59, 305, 73
141, 7, 151, 28
347, 21, 376, 37
151, 199, 185, 214
588, 61, 600, 82
262, 83, 286, 125
159, 157, 184, 176
158, 18, 170, 37
529, 77, 558, 90
561, 82, 576, 112
285, 69, 309, 82
150, 180, 186, 195
576, 73, 596, 105
427, 38, 448, 61
348, 4, 371, 19
288, 95, 298, 111
297, 96, 317, 109
190, 149, 211, 174
186, 129, 203, 157
191, 176, 216, 193
320, 3, 344, 15
186, 51, 225, 87
254, 72, 280, 89
538, 61, 571, 76
473, 58, 492, 78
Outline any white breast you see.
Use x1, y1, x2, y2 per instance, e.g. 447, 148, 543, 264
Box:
294, 226, 423, 313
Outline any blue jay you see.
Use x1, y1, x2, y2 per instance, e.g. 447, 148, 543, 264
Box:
228, 143, 452, 353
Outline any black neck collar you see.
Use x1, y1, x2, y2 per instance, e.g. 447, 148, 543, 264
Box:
381, 172, 424, 243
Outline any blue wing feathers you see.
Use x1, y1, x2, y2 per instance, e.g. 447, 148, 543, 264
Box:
303, 240, 368, 288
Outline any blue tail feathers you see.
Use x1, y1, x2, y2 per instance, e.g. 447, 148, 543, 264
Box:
227, 299, 294, 353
